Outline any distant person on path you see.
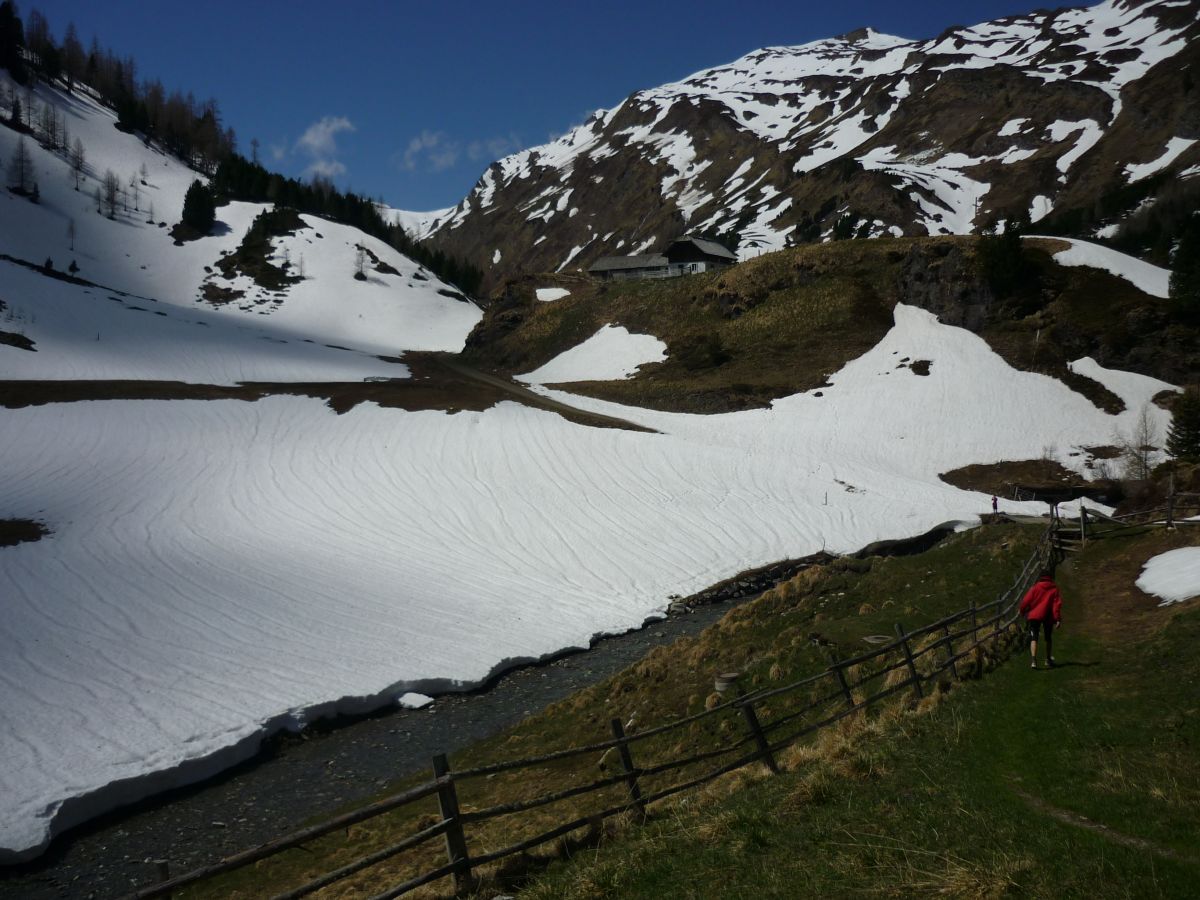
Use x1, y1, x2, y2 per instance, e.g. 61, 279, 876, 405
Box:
1019, 569, 1062, 669
991, 495, 998, 514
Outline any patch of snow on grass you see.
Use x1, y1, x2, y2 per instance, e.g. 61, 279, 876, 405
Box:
998, 118, 1028, 137
518, 325, 667, 383
1124, 137, 1197, 183
397, 692, 435, 709
1035, 236, 1170, 298
859, 146, 989, 235
1045, 119, 1103, 175
1069, 357, 1178, 420
535, 287, 572, 302
1136, 548, 1200, 606
1029, 195, 1054, 224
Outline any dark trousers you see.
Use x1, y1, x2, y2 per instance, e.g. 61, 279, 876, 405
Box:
1028, 618, 1053, 659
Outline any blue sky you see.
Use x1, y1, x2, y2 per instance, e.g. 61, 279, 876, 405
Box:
37, 0, 1042, 211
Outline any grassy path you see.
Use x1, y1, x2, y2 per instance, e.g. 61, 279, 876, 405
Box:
522, 528, 1200, 899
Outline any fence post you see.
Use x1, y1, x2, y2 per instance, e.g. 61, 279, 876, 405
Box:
432, 753, 472, 896
830, 658, 855, 711
895, 623, 924, 700
154, 860, 171, 899
1166, 472, 1175, 529
737, 692, 779, 774
1079, 507, 1087, 549
609, 718, 647, 821
942, 623, 959, 680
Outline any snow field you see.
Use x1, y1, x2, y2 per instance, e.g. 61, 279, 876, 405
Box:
0, 302, 1168, 859
0, 261, 409, 383
1136, 548, 1200, 605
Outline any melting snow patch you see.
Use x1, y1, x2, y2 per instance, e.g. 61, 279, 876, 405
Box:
535, 288, 571, 302
1035, 236, 1170, 298
1136, 548, 1200, 606
1029, 195, 1054, 224
998, 118, 1029, 137
518, 325, 667, 383
1124, 137, 1197, 183
1068, 357, 1178, 414
1045, 120, 1102, 176
397, 692, 435, 709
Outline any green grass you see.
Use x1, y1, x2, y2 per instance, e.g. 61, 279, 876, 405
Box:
520, 527, 1200, 899
179, 525, 1044, 898
463, 238, 914, 413
464, 236, 1200, 416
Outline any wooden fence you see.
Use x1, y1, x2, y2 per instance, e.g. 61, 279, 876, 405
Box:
128, 532, 1054, 900
1069, 497, 1200, 550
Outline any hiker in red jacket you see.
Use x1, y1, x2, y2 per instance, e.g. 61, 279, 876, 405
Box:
1019, 569, 1062, 669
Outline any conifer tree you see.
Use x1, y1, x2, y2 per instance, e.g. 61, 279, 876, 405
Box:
180, 179, 215, 233
61, 22, 84, 91
1167, 387, 1200, 463
0, 0, 27, 84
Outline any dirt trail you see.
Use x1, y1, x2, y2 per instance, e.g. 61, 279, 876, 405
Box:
0, 355, 653, 435
419, 353, 656, 432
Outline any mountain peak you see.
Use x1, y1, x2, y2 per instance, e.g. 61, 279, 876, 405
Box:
426, 0, 1200, 293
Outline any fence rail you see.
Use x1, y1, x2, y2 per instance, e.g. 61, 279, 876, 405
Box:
127, 529, 1055, 900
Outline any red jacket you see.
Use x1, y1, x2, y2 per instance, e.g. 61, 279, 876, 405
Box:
1020, 577, 1062, 624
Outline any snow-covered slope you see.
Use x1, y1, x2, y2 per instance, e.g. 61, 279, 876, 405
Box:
425, 0, 1200, 290
0, 302, 1176, 861
0, 261, 408, 383
0, 73, 480, 363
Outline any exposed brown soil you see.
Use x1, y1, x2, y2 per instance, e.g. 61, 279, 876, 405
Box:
359, 244, 400, 276
0, 518, 48, 547
0, 355, 652, 433
939, 458, 1099, 497
199, 282, 243, 304
169, 222, 206, 244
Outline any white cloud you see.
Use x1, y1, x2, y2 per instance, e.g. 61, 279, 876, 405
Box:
293, 115, 355, 178
397, 130, 525, 173
467, 133, 522, 162
306, 158, 347, 178
296, 116, 355, 158
398, 130, 459, 172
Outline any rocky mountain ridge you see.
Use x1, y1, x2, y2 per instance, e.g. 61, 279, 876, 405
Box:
420, 0, 1200, 293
